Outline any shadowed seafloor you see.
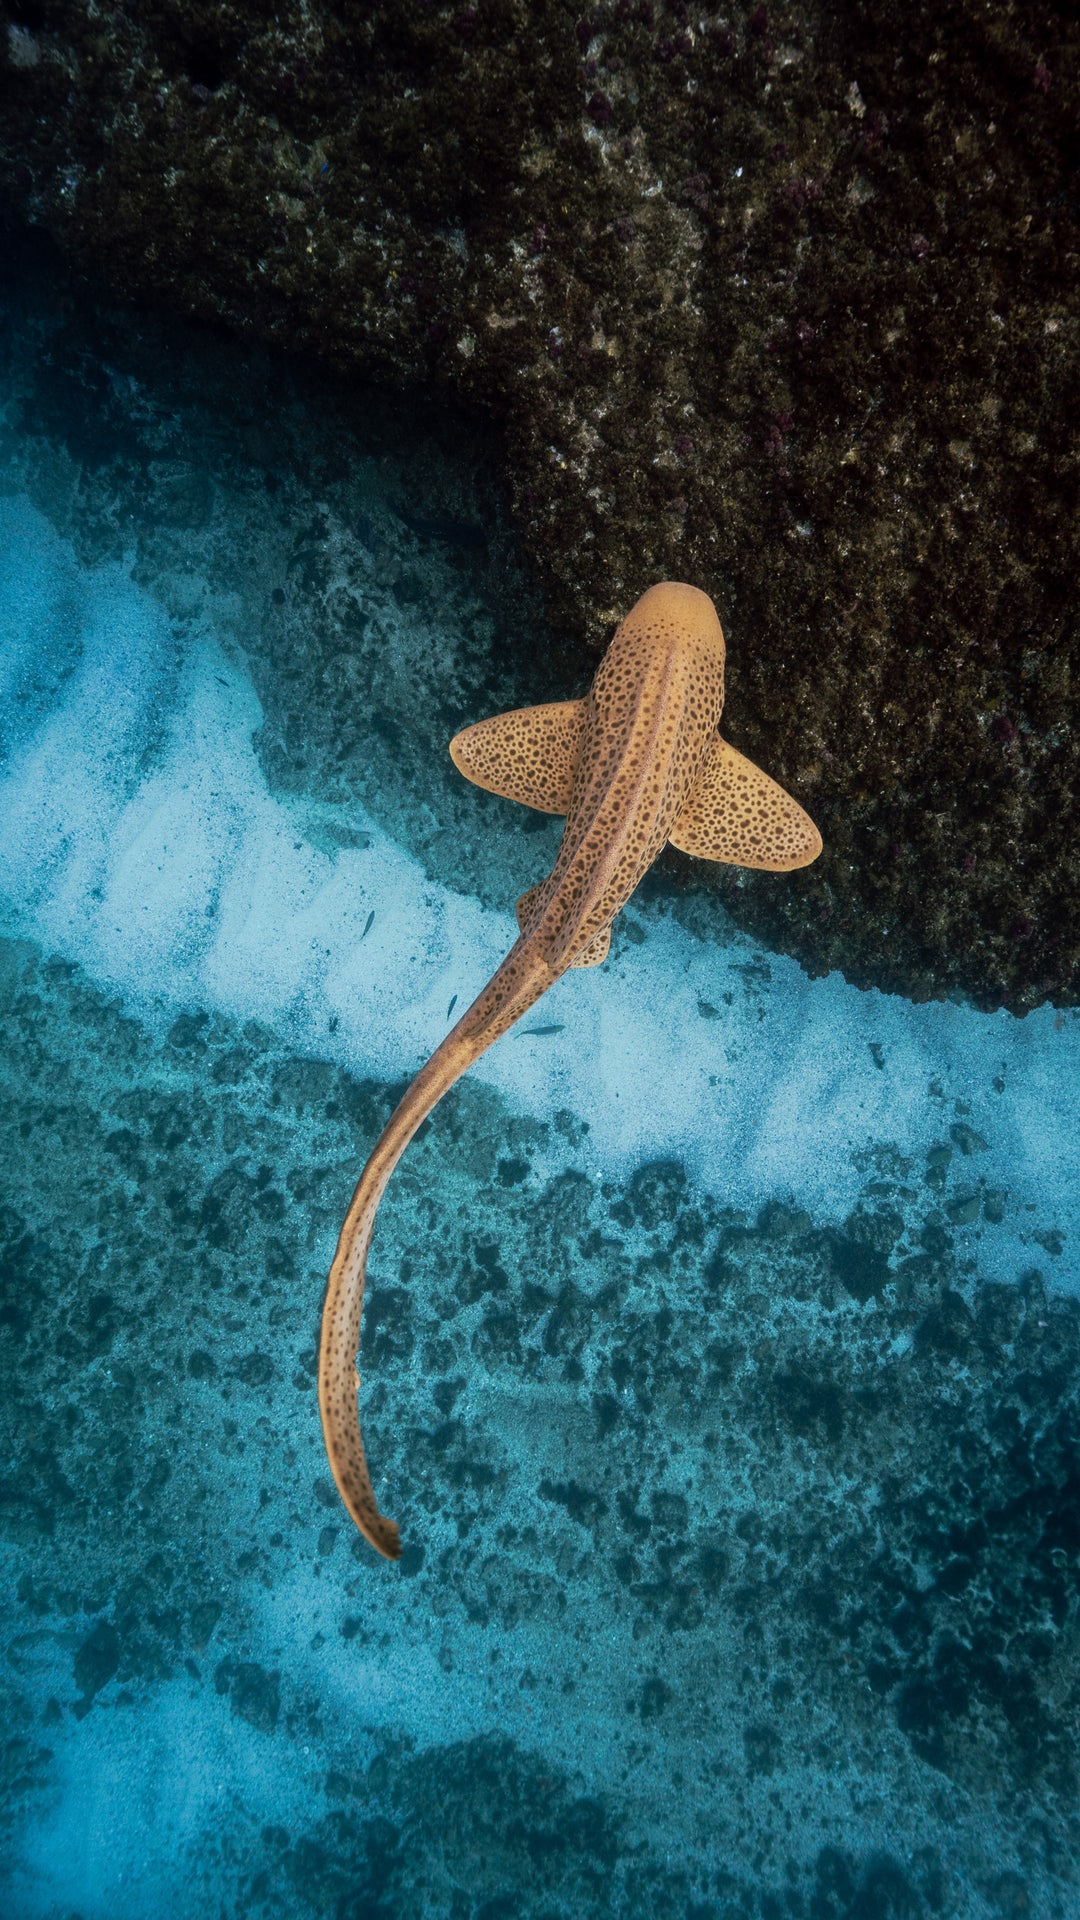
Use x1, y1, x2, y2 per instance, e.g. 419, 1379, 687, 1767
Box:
1, 248, 1079, 1920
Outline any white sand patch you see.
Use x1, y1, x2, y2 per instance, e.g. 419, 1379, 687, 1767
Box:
1, 494, 1077, 1291
4, 1673, 338, 1920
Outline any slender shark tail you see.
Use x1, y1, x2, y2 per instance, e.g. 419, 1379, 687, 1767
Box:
318, 937, 554, 1559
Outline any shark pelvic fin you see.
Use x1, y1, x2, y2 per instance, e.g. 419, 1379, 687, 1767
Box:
516, 884, 611, 966
569, 924, 611, 968
670, 735, 822, 872
516, 881, 545, 932
450, 699, 589, 813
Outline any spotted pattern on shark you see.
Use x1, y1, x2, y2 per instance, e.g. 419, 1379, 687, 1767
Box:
319, 582, 822, 1557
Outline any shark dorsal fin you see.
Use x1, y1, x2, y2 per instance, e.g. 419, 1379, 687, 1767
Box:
449, 699, 588, 813
670, 735, 822, 871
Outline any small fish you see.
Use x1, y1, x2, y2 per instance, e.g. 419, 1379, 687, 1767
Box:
446, 994, 458, 1020
361, 910, 374, 939
320, 582, 822, 1559
518, 1023, 565, 1036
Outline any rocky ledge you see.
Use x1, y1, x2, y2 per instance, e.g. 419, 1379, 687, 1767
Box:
1, 0, 1077, 1010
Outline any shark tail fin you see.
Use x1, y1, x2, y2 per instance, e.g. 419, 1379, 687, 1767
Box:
320, 944, 554, 1558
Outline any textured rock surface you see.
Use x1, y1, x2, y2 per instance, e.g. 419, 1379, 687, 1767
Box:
3, 935, 1079, 1916
1, 0, 1079, 1009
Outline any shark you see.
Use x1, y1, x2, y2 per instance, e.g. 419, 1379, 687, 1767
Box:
319, 581, 822, 1559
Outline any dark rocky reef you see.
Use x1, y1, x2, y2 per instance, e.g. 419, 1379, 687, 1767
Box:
1, 0, 1078, 1010
3, 936, 1079, 1913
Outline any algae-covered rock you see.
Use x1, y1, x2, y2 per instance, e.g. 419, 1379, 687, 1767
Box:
1, 0, 1077, 1009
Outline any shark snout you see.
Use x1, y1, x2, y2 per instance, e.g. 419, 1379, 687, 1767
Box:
625, 581, 726, 658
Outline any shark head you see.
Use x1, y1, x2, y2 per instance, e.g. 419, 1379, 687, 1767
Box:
620, 581, 726, 667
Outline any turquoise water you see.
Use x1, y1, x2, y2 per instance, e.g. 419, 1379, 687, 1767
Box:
2, 241, 1079, 1918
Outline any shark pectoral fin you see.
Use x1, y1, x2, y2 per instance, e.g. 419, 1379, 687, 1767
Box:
570, 924, 611, 968
669, 736, 823, 872
449, 698, 589, 813
516, 881, 545, 932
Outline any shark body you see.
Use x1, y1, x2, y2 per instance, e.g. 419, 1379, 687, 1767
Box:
319, 582, 822, 1558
